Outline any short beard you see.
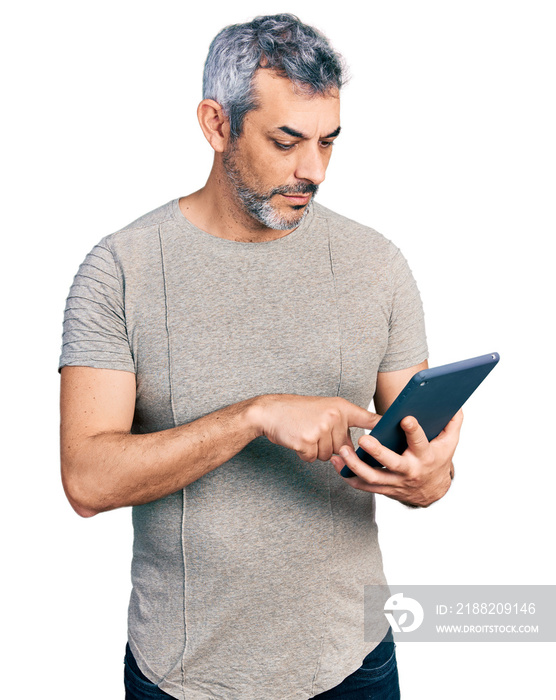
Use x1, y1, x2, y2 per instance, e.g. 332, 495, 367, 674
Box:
222, 145, 318, 231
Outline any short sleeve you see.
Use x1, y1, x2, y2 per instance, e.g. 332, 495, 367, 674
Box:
59, 240, 135, 372
378, 248, 428, 372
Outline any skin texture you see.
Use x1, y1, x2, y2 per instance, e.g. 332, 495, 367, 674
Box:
178, 69, 341, 241
60, 367, 381, 516
60, 69, 461, 517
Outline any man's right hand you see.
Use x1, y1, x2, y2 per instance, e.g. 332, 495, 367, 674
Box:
250, 394, 380, 463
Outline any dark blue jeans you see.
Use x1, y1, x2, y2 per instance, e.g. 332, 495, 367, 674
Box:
124, 629, 400, 699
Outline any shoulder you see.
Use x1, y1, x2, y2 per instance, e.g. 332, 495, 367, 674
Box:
100, 199, 176, 251
117, 199, 176, 235
312, 201, 400, 263
87, 200, 179, 274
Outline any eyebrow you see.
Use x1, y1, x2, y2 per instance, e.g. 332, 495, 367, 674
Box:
276, 125, 342, 140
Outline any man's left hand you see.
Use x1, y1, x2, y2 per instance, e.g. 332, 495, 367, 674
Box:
330, 410, 463, 508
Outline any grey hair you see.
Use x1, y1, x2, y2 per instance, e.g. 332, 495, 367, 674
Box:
202, 14, 345, 138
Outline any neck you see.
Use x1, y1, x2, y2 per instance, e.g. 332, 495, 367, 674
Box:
179, 159, 298, 243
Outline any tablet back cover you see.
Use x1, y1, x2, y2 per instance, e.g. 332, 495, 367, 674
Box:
356, 352, 500, 468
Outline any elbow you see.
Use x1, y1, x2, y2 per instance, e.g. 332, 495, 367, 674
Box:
61, 460, 101, 518
71, 501, 99, 519
70, 492, 100, 518
63, 482, 101, 518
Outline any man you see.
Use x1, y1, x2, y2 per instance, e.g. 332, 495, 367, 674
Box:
60, 14, 461, 699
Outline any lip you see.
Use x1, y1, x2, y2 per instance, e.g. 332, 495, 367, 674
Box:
281, 193, 312, 206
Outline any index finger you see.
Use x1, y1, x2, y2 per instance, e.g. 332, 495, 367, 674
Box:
442, 409, 464, 435
344, 402, 381, 431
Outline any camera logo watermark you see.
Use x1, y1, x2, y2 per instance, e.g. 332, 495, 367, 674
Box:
364, 585, 556, 642
384, 593, 424, 633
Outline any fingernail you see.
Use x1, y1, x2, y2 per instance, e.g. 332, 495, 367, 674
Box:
339, 446, 350, 459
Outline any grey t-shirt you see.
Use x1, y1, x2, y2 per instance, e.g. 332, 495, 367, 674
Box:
60, 199, 427, 699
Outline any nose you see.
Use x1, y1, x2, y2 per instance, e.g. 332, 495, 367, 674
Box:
294, 145, 328, 186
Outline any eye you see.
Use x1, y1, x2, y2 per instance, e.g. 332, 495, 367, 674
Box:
274, 141, 296, 151
320, 140, 335, 149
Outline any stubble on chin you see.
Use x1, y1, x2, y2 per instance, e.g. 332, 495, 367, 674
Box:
221, 147, 316, 231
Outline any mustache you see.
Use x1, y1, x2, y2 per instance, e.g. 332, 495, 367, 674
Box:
270, 183, 319, 197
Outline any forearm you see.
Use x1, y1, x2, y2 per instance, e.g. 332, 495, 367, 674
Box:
62, 398, 260, 517
61, 364, 380, 517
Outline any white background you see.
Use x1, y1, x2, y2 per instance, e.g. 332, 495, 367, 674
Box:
2, 1, 555, 698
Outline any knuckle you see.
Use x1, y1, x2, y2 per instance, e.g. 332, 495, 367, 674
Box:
325, 406, 342, 424
302, 429, 319, 445
405, 463, 424, 486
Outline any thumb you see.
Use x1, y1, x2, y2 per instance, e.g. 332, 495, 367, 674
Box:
400, 415, 429, 455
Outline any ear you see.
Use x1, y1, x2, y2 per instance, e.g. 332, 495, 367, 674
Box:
197, 99, 231, 152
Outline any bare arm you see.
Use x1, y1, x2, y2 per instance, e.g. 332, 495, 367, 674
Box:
60, 366, 262, 517
330, 361, 462, 507
373, 360, 429, 414
60, 366, 379, 517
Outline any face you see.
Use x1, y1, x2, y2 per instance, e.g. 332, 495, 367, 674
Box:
221, 69, 341, 231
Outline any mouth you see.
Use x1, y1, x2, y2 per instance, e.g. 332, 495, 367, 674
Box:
271, 183, 318, 211
280, 193, 312, 207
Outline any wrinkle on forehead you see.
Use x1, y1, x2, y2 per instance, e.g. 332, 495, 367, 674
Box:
246, 69, 340, 138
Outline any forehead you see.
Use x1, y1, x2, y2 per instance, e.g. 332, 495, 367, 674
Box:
245, 69, 341, 136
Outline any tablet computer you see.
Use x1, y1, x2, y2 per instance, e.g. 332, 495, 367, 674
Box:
340, 352, 500, 477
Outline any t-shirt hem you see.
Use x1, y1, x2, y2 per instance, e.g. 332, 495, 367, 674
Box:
378, 348, 428, 373
58, 358, 136, 373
